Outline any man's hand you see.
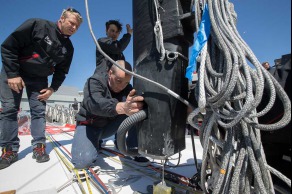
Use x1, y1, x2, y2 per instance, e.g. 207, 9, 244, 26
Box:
37, 87, 54, 102
7, 77, 25, 93
116, 89, 144, 116
126, 24, 133, 35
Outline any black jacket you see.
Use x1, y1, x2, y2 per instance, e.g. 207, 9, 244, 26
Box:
1, 18, 74, 91
76, 71, 132, 128
95, 33, 131, 72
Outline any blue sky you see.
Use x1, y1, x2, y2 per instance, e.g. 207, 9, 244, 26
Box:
0, 0, 291, 91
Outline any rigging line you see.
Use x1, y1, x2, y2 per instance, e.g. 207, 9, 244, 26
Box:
153, 0, 166, 61
88, 168, 111, 194
48, 136, 86, 193
101, 148, 158, 177
83, 169, 93, 194
50, 137, 79, 194
48, 135, 85, 193
58, 129, 75, 137
49, 134, 72, 157
101, 147, 202, 190
187, 0, 291, 192
48, 134, 110, 194
74, 169, 87, 194
84, 0, 192, 108
86, 172, 110, 194
87, 170, 109, 194
48, 135, 73, 169
101, 148, 200, 193
153, 0, 189, 62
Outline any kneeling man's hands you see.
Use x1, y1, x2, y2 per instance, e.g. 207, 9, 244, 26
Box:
117, 89, 144, 116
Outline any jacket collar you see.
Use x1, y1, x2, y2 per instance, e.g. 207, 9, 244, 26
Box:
56, 22, 71, 39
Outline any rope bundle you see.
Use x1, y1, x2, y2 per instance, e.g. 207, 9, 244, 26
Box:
188, 0, 291, 193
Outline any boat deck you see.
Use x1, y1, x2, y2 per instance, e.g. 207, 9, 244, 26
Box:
0, 123, 203, 194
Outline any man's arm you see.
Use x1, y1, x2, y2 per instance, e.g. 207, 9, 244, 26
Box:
115, 24, 133, 53
83, 77, 144, 117
97, 33, 131, 55
1, 18, 36, 79
37, 55, 73, 101
83, 77, 120, 117
1, 19, 38, 93
50, 52, 73, 92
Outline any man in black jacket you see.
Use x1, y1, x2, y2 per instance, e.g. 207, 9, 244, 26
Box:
71, 60, 149, 169
0, 8, 83, 170
95, 20, 133, 72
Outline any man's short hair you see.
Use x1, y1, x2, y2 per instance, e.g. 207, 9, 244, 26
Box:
262, 61, 270, 66
106, 20, 123, 32
123, 61, 132, 72
61, 7, 83, 24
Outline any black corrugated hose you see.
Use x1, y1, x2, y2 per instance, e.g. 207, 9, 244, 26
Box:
116, 110, 148, 157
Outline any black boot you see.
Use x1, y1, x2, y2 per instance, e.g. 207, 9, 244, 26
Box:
32, 143, 50, 163
0, 146, 18, 170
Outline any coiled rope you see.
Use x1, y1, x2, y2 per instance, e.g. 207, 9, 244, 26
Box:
187, 0, 291, 193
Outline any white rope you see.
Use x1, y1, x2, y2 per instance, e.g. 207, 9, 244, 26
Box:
198, 43, 208, 110
188, 0, 291, 193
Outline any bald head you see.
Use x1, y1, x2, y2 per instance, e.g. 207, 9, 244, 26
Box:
108, 60, 132, 93
110, 60, 132, 74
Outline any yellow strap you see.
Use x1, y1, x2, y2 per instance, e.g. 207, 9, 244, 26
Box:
83, 169, 93, 194
74, 169, 87, 194
47, 136, 73, 171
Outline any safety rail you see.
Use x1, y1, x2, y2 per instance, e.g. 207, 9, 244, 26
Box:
46, 104, 78, 125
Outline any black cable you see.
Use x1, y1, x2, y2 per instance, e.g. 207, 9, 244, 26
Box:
190, 127, 200, 172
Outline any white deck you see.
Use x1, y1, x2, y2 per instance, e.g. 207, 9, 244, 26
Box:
0, 125, 203, 194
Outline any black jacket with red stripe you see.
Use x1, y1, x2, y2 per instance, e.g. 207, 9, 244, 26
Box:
1, 18, 74, 91
76, 71, 132, 128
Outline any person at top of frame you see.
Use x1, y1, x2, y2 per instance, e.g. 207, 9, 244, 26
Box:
95, 19, 133, 72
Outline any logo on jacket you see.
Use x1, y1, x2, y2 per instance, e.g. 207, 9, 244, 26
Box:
44, 36, 52, 45
62, 47, 67, 54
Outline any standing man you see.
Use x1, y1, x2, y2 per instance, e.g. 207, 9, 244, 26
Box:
0, 8, 83, 170
96, 20, 133, 72
71, 60, 149, 169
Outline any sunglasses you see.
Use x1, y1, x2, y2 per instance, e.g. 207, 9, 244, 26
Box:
66, 7, 81, 15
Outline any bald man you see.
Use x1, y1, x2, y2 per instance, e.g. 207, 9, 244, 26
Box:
71, 60, 149, 169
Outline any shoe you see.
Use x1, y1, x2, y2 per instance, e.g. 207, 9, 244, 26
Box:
133, 156, 150, 167
0, 146, 18, 170
32, 143, 50, 163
